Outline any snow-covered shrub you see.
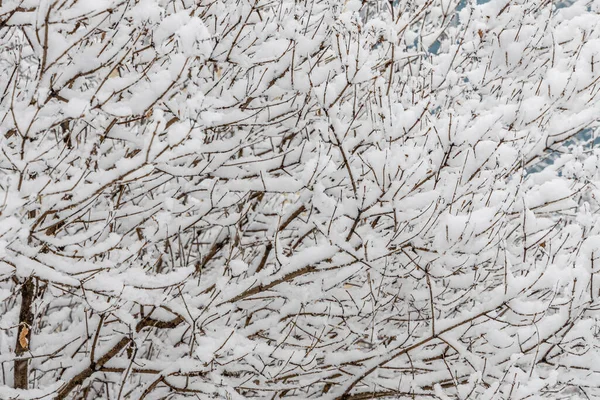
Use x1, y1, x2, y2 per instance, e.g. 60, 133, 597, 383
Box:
1, 0, 600, 398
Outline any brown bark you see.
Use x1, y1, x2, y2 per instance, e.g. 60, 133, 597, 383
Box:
14, 277, 35, 389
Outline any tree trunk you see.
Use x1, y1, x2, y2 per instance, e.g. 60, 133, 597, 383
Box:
14, 277, 34, 389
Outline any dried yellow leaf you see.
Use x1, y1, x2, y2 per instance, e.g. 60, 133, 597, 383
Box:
19, 325, 29, 350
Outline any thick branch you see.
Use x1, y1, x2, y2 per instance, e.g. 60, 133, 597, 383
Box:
13, 277, 35, 390
54, 315, 184, 400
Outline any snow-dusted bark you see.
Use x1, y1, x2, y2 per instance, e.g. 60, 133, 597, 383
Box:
1, 0, 600, 398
